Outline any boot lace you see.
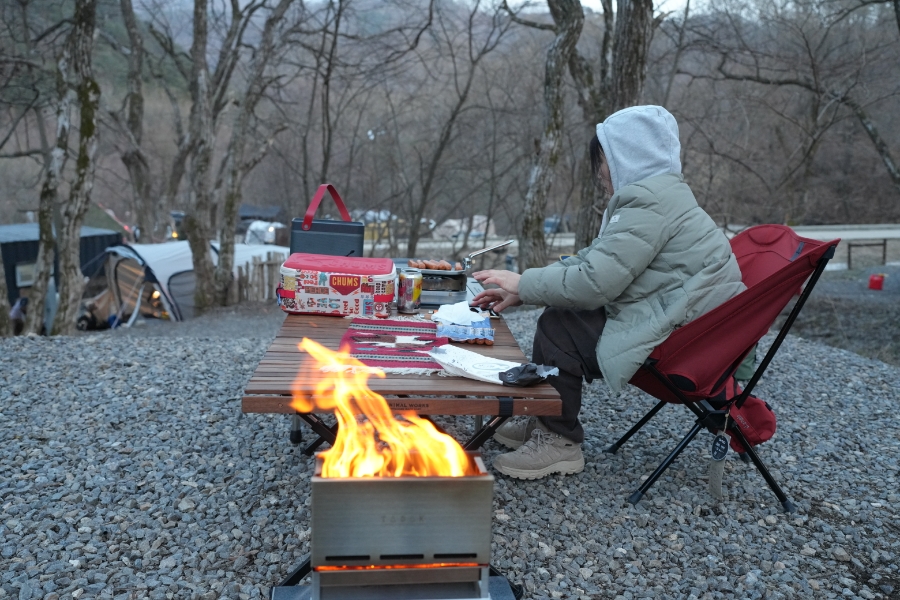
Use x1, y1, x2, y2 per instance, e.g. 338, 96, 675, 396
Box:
519, 428, 552, 455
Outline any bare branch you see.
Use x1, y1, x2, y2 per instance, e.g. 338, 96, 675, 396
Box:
501, 0, 558, 32
0, 149, 44, 159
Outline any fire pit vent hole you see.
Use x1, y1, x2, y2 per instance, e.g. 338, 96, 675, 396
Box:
379, 554, 425, 560
433, 553, 478, 559
324, 555, 370, 562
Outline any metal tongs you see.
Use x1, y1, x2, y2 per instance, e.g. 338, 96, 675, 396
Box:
462, 239, 514, 273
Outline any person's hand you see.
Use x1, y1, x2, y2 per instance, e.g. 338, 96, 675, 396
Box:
473, 269, 520, 294
471, 288, 522, 313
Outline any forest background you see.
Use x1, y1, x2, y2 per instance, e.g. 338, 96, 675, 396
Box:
1, 0, 898, 335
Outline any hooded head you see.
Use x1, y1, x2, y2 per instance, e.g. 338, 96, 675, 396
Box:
595, 105, 682, 193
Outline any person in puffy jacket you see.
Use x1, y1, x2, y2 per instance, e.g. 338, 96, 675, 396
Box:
472, 105, 745, 480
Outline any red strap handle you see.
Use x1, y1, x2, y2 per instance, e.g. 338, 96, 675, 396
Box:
302, 184, 352, 231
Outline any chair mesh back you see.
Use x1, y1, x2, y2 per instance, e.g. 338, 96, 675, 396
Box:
630, 225, 838, 402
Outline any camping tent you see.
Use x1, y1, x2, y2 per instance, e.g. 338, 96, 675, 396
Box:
0, 223, 121, 304
99, 241, 288, 326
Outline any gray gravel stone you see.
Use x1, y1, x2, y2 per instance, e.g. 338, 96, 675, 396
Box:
1, 302, 898, 600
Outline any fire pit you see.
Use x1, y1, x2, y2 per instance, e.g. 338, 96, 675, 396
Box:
309, 453, 492, 599
269, 339, 522, 599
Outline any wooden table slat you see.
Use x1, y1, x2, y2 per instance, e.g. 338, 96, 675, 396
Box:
242, 310, 561, 417
243, 395, 561, 416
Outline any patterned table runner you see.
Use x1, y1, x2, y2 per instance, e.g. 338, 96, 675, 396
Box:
333, 318, 448, 374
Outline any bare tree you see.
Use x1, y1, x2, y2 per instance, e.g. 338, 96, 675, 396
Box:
213, 0, 296, 306
182, 0, 217, 314
570, 0, 655, 250
0, 1, 64, 335
611, 0, 654, 108
24, 9, 81, 336
405, 2, 511, 258
507, 0, 657, 261
839, 93, 900, 193
517, 0, 583, 270
113, 0, 153, 240
677, 0, 900, 222
52, 0, 101, 335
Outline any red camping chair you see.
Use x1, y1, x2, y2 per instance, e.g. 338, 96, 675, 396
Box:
607, 225, 840, 512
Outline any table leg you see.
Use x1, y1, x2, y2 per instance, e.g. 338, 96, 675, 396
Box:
289, 414, 303, 445
463, 415, 509, 450
294, 414, 338, 456
301, 422, 338, 456
474, 415, 484, 433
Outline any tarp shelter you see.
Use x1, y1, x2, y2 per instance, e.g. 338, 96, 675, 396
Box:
0, 223, 122, 304
103, 241, 289, 324
239, 204, 287, 223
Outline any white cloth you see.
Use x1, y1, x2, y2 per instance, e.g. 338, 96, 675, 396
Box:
431, 301, 486, 326
428, 345, 521, 385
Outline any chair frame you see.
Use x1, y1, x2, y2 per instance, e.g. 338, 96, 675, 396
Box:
606, 239, 837, 513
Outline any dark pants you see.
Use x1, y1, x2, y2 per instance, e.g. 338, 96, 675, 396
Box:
532, 307, 607, 443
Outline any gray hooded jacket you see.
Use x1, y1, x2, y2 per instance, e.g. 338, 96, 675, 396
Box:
518, 105, 745, 393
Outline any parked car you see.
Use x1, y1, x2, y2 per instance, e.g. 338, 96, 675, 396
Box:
544, 214, 570, 235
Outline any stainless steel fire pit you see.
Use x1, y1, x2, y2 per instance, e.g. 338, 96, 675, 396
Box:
311, 453, 491, 599
269, 453, 520, 600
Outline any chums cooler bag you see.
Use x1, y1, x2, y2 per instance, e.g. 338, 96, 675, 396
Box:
290, 184, 365, 257
278, 253, 396, 317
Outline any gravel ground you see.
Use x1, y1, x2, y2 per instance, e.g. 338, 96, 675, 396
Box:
2, 302, 899, 600
790, 264, 900, 367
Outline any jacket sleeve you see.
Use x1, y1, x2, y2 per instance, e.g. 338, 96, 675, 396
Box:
518, 186, 669, 310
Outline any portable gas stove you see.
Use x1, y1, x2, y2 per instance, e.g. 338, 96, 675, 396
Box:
270, 454, 521, 600
396, 240, 514, 307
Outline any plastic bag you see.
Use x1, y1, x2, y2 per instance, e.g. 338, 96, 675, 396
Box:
500, 364, 559, 387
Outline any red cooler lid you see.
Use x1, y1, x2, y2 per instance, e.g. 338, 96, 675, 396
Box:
283, 253, 395, 275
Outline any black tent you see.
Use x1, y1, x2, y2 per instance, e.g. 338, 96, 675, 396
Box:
0, 223, 122, 304
239, 204, 287, 223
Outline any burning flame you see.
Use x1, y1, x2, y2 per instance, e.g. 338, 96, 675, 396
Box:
291, 338, 476, 478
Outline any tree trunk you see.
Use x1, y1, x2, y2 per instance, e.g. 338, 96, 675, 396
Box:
569, 0, 612, 251
119, 0, 153, 240
519, 0, 584, 271
662, 0, 690, 107
53, 0, 101, 336
0, 245, 11, 336
185, 0, 216, 315
570, 0, 654, 251
25, 44, 75, 335
841, 94, 900, 194
610, 0, 653, 109
214, 0, 295, 307
574, 147, 604, 250
894, 0, 900, 38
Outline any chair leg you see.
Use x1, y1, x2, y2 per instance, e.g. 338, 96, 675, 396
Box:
731, 428, 795, 513
606, 400, 667, 454
628, 419, 705, 506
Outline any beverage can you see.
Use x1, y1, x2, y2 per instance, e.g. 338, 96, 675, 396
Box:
398, 268, 423, 313
373, 273, 396, 318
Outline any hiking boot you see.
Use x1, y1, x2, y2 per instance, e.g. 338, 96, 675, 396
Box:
493, 417, 539, 449
492, 425, 584, 480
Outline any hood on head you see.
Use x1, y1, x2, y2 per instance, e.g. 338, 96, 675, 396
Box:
595, 105, 682, 192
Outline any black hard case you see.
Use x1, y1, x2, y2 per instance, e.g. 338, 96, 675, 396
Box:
289, 218, 364, 257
